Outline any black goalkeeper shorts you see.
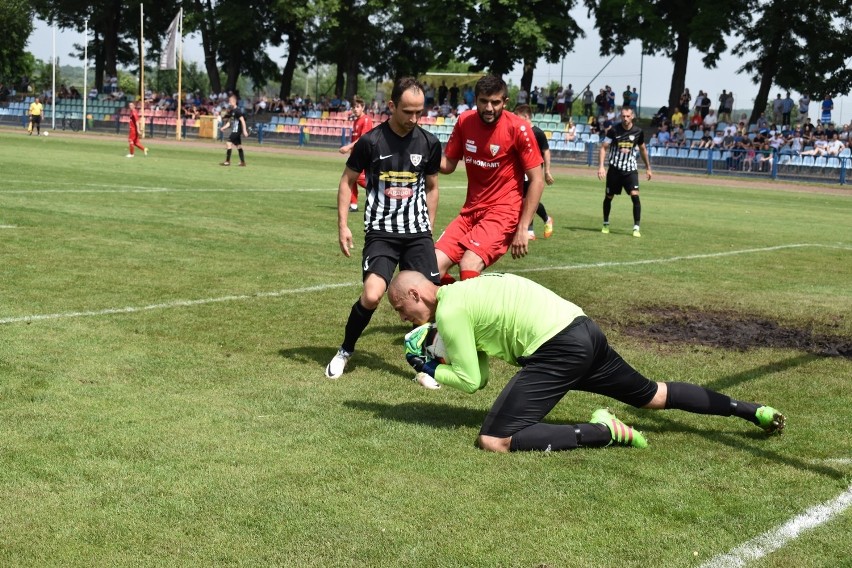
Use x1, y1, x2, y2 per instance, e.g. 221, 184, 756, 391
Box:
480, 317, 658, 438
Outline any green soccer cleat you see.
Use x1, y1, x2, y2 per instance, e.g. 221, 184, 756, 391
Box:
591, 408, 648, 448
755, 406, 786, 434
601, 224, 610, 234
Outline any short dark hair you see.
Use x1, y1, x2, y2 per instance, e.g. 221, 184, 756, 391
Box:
514, 104, 532, 118
391, 77, 424, 106
352, 96, 365, 107
474, 75, 507, 99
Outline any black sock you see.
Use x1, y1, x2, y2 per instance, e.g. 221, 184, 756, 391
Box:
226, 149, 232, 161
509, 422, 612, 451
730, 400, 761, 424
631, 194, 641, 225
536, 202, 549, 222
510, 423, 578, 451
341, 300, 375, 353
665, 382, 732, 416
238, 148, 245, 162
576, 423, 611, 447
603, 198, 612, 223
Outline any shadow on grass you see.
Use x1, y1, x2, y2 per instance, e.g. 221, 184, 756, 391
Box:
278, 345, 405, 377
343, 400, 484, 430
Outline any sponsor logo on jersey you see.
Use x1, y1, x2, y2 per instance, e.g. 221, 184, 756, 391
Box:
379, 171, 418, 183
385, 186, 414, 199
465, 139, 477, 153
464, 155, 500, 168
410, 153, 422, 167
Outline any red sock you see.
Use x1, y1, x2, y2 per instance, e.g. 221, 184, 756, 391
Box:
440, 274, 456, 286
460, 270, 480, 281
350, 187, 358, 205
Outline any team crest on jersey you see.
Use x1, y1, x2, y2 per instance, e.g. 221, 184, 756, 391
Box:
410, 154, 422, 166
490, 144, 500, 156
628, 135, 635, 141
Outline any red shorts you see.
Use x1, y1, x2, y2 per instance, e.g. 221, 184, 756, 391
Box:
129, 129, 139, 143
435, 205, 519, 268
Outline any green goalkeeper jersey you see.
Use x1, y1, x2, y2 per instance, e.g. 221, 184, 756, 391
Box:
433, 273, 585, 393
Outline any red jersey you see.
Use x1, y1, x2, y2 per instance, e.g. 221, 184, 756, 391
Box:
445, 109, 542, 214
129, 108, 140, 135
351, 113, 373, 142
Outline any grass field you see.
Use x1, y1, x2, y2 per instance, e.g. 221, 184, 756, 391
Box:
1, 129, 851, 567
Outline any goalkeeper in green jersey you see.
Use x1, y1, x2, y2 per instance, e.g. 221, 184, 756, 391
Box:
388, 270, 785, 453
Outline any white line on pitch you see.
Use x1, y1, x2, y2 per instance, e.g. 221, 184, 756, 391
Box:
1, 185, 470, 194
700, 483, 852, 568
514, 243, 851, 274
0, 225, 18, 229
1, 243, 847, 326
0, 283, 355, 325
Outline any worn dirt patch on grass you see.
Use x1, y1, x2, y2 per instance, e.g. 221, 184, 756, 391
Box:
618, 307, 851, 359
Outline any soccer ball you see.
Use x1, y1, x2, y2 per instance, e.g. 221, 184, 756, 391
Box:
43, 131, 49, 137
423, 323, 448, 364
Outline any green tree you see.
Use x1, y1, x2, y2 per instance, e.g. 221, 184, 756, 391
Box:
462, 0, 583, 86
0, 0, 34, 85
732, 0, 852, 125
583, 0, 750, 111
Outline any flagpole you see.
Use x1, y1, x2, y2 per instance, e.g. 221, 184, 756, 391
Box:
176, 8, 183, 140
140, 3, 145, 138
82, 19, 88, 132
51, 25, 56, 130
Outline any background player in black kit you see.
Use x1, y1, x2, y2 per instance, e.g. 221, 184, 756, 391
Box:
220, 95, 248, 166
514, 104, 555, 240
325, 77, 442, 381
597, 107, 652, 237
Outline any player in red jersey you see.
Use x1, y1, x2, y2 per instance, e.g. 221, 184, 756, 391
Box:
339, 96, 373, 211
126, 101, 148, 158
436, 75, 543, 282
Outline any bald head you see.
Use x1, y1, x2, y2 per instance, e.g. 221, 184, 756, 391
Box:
388, 270, 439, 325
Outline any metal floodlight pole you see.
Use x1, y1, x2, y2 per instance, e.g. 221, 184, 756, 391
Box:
82, 19, 88, 132
52, 25, 56, 130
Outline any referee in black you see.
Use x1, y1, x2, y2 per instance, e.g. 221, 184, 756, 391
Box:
325, 77, 442, 380
597, 106, 652, 237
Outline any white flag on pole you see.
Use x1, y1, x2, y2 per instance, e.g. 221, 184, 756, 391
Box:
159, 12, 181, 70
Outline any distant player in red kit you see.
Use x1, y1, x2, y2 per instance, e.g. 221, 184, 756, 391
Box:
339, 96, 373, 211
436, 75, 543, 282
126, 101, 148, 158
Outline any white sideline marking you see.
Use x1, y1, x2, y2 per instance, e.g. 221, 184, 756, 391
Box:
0, 225, 18, 229
0, 243, 848, 326
700, 484, 852, 568
0, 283, 354, 325
815, 458, 852, 465
1, 184, 469, 194
515, 243, 851, 274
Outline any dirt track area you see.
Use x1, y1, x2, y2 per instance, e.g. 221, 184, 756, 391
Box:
614, 306, 851, 359
21, 127, 851, 197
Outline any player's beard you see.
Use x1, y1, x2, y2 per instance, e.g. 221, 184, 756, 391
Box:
478, 108, 501, 124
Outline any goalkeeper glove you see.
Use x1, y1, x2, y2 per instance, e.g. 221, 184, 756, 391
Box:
404, 323, 432, 357
406, 353, 439, 378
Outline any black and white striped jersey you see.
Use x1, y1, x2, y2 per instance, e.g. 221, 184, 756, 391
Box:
346, 121, 442, 234
604, 123, 645, 172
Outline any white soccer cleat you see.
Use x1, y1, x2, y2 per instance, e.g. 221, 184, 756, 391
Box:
325, 348, 351, 379
125, 154, 134, 158
414, 372, 441, 389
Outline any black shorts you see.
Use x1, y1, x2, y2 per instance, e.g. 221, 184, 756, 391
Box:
479, 317, 658, 438
31, 115, 42, 125
605, 168, 639, 196
362, 232, 440, 286
228, 132, 242, 146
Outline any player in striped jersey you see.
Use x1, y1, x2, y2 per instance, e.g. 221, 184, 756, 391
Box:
597, 107, 652, 237
325, 77, 442, 380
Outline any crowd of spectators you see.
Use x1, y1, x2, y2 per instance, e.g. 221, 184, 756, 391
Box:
646, 88, 850, 170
